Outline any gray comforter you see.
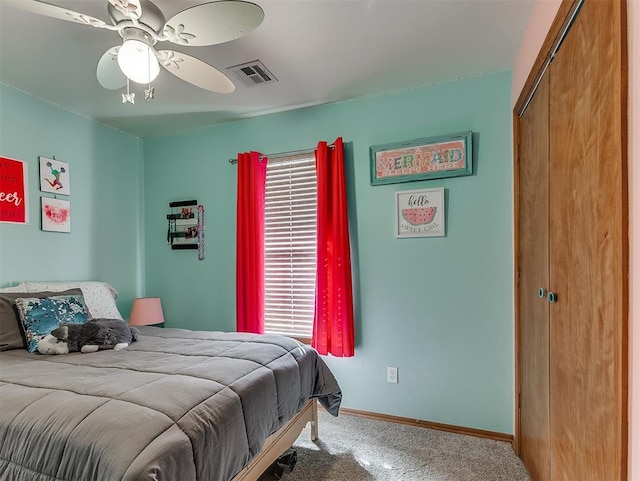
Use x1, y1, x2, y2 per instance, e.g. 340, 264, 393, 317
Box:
0, 327, 341, 481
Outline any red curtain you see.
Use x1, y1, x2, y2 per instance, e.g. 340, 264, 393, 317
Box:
236, 151, 267, 333
313, 137, 355, 357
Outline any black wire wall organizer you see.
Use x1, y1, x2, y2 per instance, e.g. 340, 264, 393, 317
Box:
167, 200, 205, 260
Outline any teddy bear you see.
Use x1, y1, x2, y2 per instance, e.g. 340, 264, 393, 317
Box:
38, 318, 140, 354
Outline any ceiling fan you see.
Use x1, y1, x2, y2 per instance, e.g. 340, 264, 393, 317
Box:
5, 0, 264, 102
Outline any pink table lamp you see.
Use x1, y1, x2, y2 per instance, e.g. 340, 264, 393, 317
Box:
129, 297, 165, 327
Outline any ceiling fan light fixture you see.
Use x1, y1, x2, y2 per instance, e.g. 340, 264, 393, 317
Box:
7, 0, 265, 95
117, 39, 159, 84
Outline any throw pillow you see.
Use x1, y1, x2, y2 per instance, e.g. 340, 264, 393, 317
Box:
15, 294, 90, 352
22, 281, 123, 320
0, 288, 83, 351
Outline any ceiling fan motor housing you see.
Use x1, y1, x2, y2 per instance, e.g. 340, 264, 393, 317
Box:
120, 26, 156, 46
107, 0, 166, 34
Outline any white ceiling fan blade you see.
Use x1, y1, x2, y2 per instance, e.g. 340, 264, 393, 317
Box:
96, 47, 127, 90
157, 50, 235, 94
107, 0, 142, 20
163, 1, 264, 46
4, 0, 108, 28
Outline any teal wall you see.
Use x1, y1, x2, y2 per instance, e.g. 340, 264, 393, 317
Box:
1, 73, 514, 434
0, 84, 143, 314
144, 71, 514, 434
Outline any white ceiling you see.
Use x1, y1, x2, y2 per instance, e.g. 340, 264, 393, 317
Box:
0, 0, 535, 138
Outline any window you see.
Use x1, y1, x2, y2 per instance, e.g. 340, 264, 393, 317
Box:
263, 153, 317, 339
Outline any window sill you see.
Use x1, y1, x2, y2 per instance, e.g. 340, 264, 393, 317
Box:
292, 336, 311, 345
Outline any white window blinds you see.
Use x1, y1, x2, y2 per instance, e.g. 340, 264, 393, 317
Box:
264, 154, 317, 339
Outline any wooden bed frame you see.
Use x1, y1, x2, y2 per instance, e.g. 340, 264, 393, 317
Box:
231, 398, 318, 481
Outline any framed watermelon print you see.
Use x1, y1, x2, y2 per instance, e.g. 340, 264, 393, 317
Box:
395, 187, 445, 238
370, 131, 472, 185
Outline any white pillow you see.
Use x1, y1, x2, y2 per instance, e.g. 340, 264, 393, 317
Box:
0, 283, 28, 292
21, 281, 123, 320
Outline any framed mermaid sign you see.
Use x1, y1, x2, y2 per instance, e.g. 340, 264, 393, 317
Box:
370, 131, 472, 185
39, 156, 70, 195
395, 187, 445, 238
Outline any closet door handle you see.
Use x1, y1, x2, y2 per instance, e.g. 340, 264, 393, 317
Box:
538, 288, 546, 299
547, 292, 558, 303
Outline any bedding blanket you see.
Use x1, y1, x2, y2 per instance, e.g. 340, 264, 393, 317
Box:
0, 327, 342, 481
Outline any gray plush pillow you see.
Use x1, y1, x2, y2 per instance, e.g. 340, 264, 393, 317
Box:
0, 288, 83, 351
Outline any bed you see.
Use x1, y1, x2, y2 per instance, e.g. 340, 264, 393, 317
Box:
0, 283, 342, 481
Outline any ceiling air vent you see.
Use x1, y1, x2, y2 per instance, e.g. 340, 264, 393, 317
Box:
227, 60, 277, 88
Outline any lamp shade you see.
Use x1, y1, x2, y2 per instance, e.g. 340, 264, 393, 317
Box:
129, 297, 164, 326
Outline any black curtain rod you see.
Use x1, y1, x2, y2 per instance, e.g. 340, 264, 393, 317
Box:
228, 141, 344, 165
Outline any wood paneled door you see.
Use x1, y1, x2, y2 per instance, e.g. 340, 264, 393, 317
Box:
515, 0, 628, 480
517, 72, 550, 481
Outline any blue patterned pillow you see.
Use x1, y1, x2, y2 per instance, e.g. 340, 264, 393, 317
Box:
15, 295, 90, 352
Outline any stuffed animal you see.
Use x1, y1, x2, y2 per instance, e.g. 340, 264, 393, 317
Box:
37, 334, 70, 355
41, 318, 140, 354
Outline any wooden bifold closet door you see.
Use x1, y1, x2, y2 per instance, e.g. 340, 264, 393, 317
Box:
516, 0, 628, 480
518, 71, 550, 481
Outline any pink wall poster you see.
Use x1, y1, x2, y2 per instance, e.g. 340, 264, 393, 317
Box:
0, 156, 29, 224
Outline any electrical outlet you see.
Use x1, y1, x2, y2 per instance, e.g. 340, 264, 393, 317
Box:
387, 366, 398, 384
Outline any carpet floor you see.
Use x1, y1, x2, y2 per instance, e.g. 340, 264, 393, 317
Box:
261, 409, 531, 481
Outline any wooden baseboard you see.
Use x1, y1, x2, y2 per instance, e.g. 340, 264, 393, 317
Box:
338, 407, 514, 445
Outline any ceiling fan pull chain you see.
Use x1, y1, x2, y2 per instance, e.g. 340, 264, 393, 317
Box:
145, 85, 155, 101
145, 57, 155, 101
122, 78, 135, 104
